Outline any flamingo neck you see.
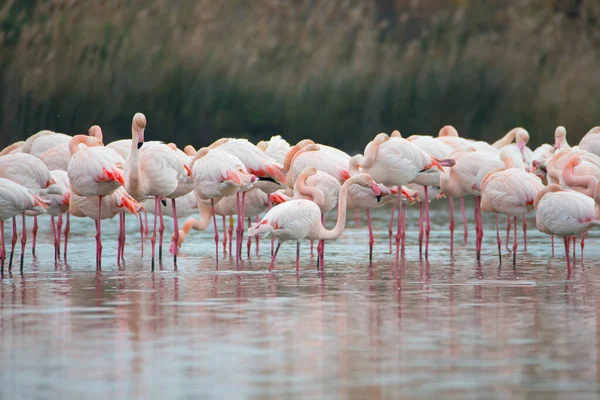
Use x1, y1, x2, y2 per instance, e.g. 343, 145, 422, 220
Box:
534, 184, 563, 208
563, 163, 597, 197
316, 176, 357, 240
492, 128, 518, 149
295, 173, 325, 206
361, 133, 388, 169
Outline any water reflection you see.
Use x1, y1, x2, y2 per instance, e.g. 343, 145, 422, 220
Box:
1, 207, 600, 399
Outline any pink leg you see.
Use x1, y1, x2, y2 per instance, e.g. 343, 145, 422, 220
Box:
268, 242, 282, 271
310, 240, 314, 257
505, 216, 511, 252
20, 214, 27, 270
235, 193, 241, 267
319, 214, 325, 268
296, 241, 301, 271
401, 203, 406, 256
477, 196, 483, 256
32, 215, 38, 256
9, 217, 17, 269
366, 209, 374, 263
228, 216, 234, 257
424, 186, 430, 258
268, 196, 274, 256
0, 221, 4, 272
389, 203, 396, 254
572, 236, 576, 261
211, 199, 219, 268
418, 201, 424, 256
495, 214, 502, 264
474, 198, 480, 259
121, 213, 126, 262
51, 216, 58, 261
247, 217, 252, 258
581, 234, 585, 263
449, 197, 455, 255
522, 214, 527, 252
63, 212, 70, 261
57, 213, 63, 260
151, 196, 158, 266
117, 213, 123, 264
171, 199, 179, 265
222, 216, 227, 255
255, 215, 260, 255
158, 199, 165, 262
564, 236, 571, 271
354, 209, 360, 228
144, 210, 149, 238
460, 196, 468, 244
138, 213, 144, 257
551, 235, 555, 257
395, 193, 402, 265
240, 192, 247, 260
512, 216, 518, 265
96, 196, 103, 269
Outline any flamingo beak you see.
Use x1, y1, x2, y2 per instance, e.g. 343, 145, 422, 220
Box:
122, 195, 139, 216
400, 187, 416, 203
371, 181, 382, 202
137, 128, 145, 149
33, 195, 49, 209
184, 164, 192, 176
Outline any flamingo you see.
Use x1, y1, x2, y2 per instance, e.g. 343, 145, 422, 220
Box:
284, 141, 351, 186
480, 166, 544, 265
249, 173, 382, 271
0, 178, 48, 273
21, 130, 72, 158
578, 126, 600, 156
0, 152, 58, 266
190, 147, 256, 267
492, 127, 533, 169
535, 183, 600, 270
124, 113, 186, 266
67, 135, 125, 267
0, 141, 24, 156
257, 135, 291, 165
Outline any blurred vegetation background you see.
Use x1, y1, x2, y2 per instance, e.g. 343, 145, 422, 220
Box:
0, 0, 599, 151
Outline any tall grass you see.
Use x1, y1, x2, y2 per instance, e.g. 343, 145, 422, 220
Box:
0, 0, 599, 150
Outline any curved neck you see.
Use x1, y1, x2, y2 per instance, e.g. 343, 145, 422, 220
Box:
89, 125, 103, 141
492, 128, 518, 149
315, 176, 359, 240
295, 172, 325, 205
283, 139, 314, 172
69, 135, 102, 155
361, 133, 388, 169
349, 155, 362, 176
563, 162, 597, 197
180, 202, 212, 238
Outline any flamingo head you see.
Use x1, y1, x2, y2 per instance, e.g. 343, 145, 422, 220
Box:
516, 128, 529, 153
438, 125, 459, 137
132, 113, 146, 149
554, 126, 566, 150
184, 145, 197, 156
88, 125, 103, 141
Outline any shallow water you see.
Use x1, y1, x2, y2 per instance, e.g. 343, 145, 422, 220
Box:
1, 203, 600, 399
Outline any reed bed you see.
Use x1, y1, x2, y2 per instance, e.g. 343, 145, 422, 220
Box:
0, 0, 599, 150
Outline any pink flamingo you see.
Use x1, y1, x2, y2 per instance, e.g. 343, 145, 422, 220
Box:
578, 126, 600, 156
67, 134, 125, 267
480, 166, 544, 265
284, 141, 351, 186
249, 174, 381, 271
190, 147, 256, 267
0, 141, 25, 156
0, 152, 57, 265
124, 113, 186, 267
535, 183, 600, 271
21, 130, 72, 158
0, 178, 48, 273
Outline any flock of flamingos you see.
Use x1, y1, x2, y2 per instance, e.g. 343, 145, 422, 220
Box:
1, 112, 600, 273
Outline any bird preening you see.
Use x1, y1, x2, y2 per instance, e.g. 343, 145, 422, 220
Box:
1, 116, 600, 274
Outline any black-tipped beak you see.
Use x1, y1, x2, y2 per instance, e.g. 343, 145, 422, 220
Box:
137, 141, 143, 149
376, 194, 382, 203
161, 198, 167, 207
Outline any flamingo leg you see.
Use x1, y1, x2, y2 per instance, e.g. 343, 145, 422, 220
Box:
0, 221, 4, 274
228, 215, 234, 257
449, 197, 455, 255
9, 217, 17, 270
32, 215, 38, 256
389, 203, 396, 254
495, 214, 502, 264
255, 215, 260, 255
512, 216, 518, 266
395, 192, 402, 265
20, 214, 27, 271
424, 186, 430, 259
366, 209, 374, 263
551, 235, 555, 257
319, 214, 325, 268
51, 216, 58, 261
151, 196, 158, 267
57, 214, 63, 260
117, 213, 123, 264
418, 201, 424, 257
121, 213, 126, 262
240, 192, 247, 260
460, 196, 468, 244
63, 212, 70, 261
505, 216, 511, 252
401, 203, 406, 256
474, 197, 480, 260
211, 199, 219, 269
96, 196, 103, 269
222, 216, 227, 255
158, 199, 165, 262
310, 240, 314, 257
247, 217, 252, 258
268, 195, 274, 256
235, 193, 241, 267
171, 199, 178, 265
564, 236, 571, 271
522, 214, 527, 252
477, 196, 483, 257
296, 241, 301, 271
268, 242, 281, 271
144, 210, 149, 239
138, 213, 145, 257
581, 233, 586, 264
